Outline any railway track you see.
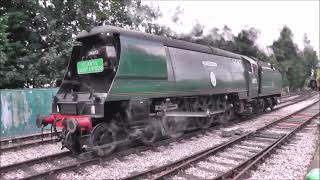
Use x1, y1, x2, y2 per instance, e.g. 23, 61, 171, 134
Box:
280, 89, 312, 99
124, 100, 319, 180
0, 134, 59, 153
0, 126, 221, 180
0, 92, 317, 179
276, 90, 316, 109
0, 91, 313, 153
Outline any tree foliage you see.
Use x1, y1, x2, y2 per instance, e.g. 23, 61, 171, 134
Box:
271, 27, 319, 90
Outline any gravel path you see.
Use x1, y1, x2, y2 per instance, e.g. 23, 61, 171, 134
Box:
56, 96, 319, 179
246, 120, 319, 180
1, 155, 77, 180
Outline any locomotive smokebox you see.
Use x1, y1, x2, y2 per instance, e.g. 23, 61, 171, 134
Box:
66, 118, 78, 133
64, 116, 92, 133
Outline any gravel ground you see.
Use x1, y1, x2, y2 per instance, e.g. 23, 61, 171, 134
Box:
0, 142, 66, 167
208, 156, 239, 165
264, 128, 291, 135
216, 151, 249, 159
57, 133, 230, 180
1, 155, 78, 180
197, 161, 230, 172
1, 137, 57, 149
184, 166, 217, 178
246, 121, 319, 180
1, 170, 26, 179
55, 95, 319, 180
242, 140, 270, 147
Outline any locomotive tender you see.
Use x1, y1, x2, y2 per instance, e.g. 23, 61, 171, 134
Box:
36, 25, 282, 155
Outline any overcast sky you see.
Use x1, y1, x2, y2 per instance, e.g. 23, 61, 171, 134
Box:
142, 0, 319, 56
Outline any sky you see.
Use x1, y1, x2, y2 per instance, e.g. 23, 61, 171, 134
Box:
142, 0, 319, 56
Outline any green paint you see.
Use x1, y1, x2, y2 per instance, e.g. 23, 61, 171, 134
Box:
77, 58, 104, 74
108, 36, 247, 101
116, 36, 167, 79
0, 88, 58, 138
306, 168, 320, 180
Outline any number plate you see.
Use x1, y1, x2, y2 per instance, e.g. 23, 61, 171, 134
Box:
77, 58, 104, 74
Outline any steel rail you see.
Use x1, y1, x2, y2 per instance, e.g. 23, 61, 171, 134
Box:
154, 101, 319, 180
0, 117, 228, 177
16, 120, 225, 180
0, 132, 54, 145
0, 138, 59, 153
123, 100, 319, 180
0, 151, 71, 173
230, 113, 319, 180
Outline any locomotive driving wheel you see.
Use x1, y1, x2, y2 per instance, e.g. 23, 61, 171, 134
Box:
64, 131, 82, 153
194, 96, 212, 129
90, 123, 117, 156
216, 96, 227, 123
162, 116, 187, 138
196, 116, 213, 129
140, 118, 161, 145
224, 104, 235, 121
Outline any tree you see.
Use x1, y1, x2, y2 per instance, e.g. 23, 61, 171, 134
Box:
271, 26, 319, 90
271, 26, 298, 63
0, 14, 10, 88
0, 0, 41, 89
302, 34, 319, 78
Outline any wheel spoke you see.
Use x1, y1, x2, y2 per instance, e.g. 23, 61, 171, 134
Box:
90, 123, 117, 156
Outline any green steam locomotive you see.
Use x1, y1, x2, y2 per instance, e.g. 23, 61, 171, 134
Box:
36, 25, 282, 155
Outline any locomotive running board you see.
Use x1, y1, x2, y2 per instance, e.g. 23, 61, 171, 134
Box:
164, 110, 225, 118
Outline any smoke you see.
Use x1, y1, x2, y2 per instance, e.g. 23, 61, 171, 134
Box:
172, 6, 184, 25
126, 1, 162, 31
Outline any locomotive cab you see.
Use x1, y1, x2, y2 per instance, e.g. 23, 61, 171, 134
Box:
242, 56, 259, 98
